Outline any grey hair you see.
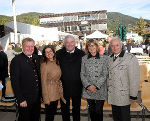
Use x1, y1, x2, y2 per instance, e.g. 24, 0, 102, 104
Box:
64, 35, 75, 44
110, 37, 122, 46
22, 37, 35, 45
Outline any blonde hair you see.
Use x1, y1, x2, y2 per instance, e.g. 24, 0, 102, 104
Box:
85, 39, 99, 54
7, 45, 12, 50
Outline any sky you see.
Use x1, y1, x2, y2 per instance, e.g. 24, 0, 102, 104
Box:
0, 0, 150, 20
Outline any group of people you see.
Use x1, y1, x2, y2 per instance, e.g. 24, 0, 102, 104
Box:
0, 35, 140, 121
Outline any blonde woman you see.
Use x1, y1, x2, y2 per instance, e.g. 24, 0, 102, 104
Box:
81, 39, 108, 121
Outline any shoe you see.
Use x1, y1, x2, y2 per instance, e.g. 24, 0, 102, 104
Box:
1, 96, 16, 102
1, 97, 6, 102
5, 94, 15, 99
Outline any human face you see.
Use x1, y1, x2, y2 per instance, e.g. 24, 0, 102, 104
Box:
98, 41, 103, 46
45, 48, 54, 60
88, 43, 97, 56
110, 40, 122, 55
22, 41, 34, 56
65, 37, 75, 52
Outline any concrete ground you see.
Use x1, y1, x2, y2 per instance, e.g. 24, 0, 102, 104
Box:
0, 109, 149, 121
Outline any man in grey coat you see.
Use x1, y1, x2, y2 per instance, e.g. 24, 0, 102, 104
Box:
107, 37, 140, 121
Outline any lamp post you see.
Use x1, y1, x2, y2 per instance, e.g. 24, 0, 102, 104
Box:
12, 0, 18, 43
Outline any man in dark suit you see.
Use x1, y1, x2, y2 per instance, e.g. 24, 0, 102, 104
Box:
0, 45, 9, 99
56, 35, 85, 121
10, 38, 41, 121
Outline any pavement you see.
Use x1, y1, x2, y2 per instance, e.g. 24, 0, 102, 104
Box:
0, 109, 149, 121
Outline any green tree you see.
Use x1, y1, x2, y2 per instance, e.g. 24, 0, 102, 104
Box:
32, 18, 40, 26
133, 17, 147, 36
146, 21, 150, 27
17, 16, 31, 24
0, 18, 9, 25
122, 24, 127, 41
118, 24, 122, 40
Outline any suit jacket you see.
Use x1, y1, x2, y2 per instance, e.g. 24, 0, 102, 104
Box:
56, 47, 85, 97
10, 53, 41, 104
107, 50, 140, 106
81, 53, 108, 100
0, 51, 9, 80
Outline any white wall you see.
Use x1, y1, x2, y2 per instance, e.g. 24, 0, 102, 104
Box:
5, 21, 59, 42
0, 34, 10, 52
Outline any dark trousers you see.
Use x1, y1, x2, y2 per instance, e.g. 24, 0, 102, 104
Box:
87, 99, 104, 121
112, 105, 131, 121
45, 100, 58, 121
18, 101, 41, 121
60, 96, 81, 121
1, 78, 6, 97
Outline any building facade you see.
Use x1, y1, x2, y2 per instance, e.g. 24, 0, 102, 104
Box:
40, 10, 107, 38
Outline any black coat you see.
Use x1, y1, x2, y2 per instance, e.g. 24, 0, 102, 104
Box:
0, 51, 8, 80
56, 47, 85, 97
10, 53, 41, 104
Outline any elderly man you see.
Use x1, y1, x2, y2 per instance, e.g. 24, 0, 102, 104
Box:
107, 37, 140, 121
56, 35, 85, 121
10, 38, 41, 121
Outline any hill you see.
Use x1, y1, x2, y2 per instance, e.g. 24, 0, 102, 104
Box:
0, 12, 149, 32
107, 12, 140, 32
16, 12, 45, 24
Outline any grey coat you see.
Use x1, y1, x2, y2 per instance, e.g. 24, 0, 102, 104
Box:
107, 51, 140, 106
80, 54, 108, 100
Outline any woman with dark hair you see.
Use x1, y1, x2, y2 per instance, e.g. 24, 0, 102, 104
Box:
81, 39, 108, 121
41, 45, 65, 121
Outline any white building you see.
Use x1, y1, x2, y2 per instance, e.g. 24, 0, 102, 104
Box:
0, 21, 60, 51
5, 21, 59, 43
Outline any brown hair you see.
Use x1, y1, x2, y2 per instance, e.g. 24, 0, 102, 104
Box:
85, 39, 100, 54
41, 45, 59, 65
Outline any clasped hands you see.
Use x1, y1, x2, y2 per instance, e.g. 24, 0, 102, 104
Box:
87, 85, 97, 93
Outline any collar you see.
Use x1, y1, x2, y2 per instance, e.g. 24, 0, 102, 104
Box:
110, 50, 125, 58
114, 53, 120, 58
22, 52, 33, 59
67, 49, 75, 53
28, 55, 32, 58
87, 53, 100, 59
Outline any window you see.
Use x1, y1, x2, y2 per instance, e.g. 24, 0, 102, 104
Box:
78, 16, 85, 21
79, 26, 89, 31
85, 15, 91, 20
99, 13, 107, 19
90, 14, 99, 20
71, 26, 77, 31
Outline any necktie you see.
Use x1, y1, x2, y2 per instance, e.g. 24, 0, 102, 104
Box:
29, 57, 35, 64
29, 57, 33, 62
113, 56, 117, 61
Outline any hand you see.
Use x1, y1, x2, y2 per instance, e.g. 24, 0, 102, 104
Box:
130, 99, 136, 103
5, 77, 10, 81
20, 101, 27, 107
87, 85, 97, 93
